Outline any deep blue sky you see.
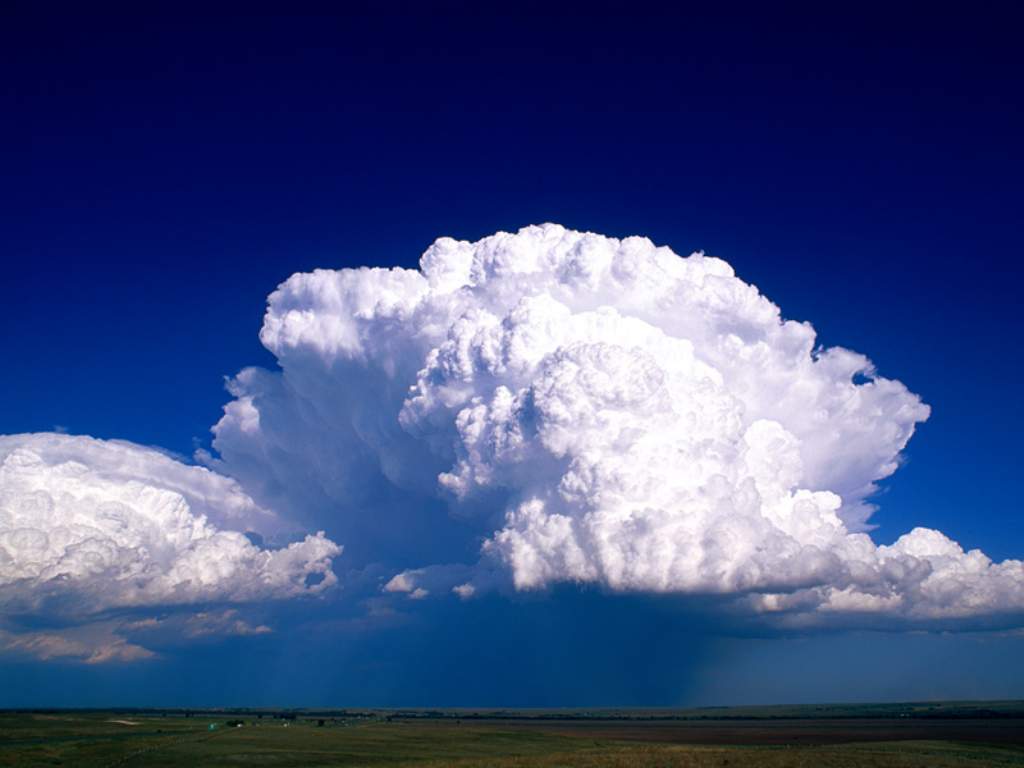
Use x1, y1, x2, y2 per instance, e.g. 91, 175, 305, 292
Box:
2, 4, 1023, 705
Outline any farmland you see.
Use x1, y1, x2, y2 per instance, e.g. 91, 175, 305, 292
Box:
1, 702, 1022, 767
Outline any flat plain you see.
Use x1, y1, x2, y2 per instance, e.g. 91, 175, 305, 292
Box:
2, 702, 1023, 767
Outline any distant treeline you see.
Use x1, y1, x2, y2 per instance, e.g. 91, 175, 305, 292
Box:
4, 701, 1024, 721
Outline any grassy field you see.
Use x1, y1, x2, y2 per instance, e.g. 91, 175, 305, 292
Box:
1, 708, 1022, 767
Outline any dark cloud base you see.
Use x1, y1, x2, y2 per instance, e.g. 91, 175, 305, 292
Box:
4, 588, 1023, 708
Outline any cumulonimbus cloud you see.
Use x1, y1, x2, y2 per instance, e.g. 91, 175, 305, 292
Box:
0, 433, 340, 616
205, 224, 1023, 625
4, 225, 1021, 637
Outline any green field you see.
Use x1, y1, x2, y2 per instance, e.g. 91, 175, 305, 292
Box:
2, 705, 1023, 767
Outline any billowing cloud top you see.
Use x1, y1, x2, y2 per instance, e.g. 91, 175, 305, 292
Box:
0, 433, 340, 616
2, 224, 1021, 660
206, 224, 1023, 624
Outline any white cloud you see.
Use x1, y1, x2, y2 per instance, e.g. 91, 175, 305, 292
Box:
207, 224, 1023, 625
453, 583, 475, 599
0, 433, 341, 616
383, 565, 473, 600
383, 570, 420, 594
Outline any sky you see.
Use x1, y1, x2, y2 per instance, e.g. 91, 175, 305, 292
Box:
1, 4, 1023, 707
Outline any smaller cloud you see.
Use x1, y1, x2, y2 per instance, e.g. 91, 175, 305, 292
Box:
383, 570, 421, 595
83, 640, 156, 665
122, 610, 273, 640
121, 609, 278, 647
383, 564, 478, 601
0, 624, 155, 665
452, 583, 475, 599
0, 605, 281, 665
0, 433, 342, 617
182, 609, 272, 638
383, 571, 430, 600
